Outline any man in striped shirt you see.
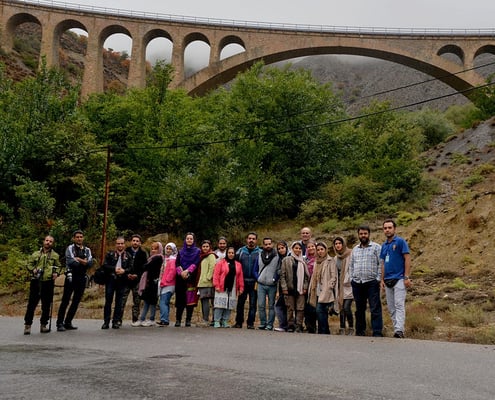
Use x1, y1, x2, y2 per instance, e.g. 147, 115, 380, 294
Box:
349, 225, 383, 337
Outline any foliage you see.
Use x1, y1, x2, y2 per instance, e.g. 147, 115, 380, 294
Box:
406, 109, 455, 149
470, 75, 495, 120
0, 247, 29, 293
448, 304, 485, 328
1, 59, 436, 243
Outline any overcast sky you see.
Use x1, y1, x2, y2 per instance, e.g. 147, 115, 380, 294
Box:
61, 0, 494, 29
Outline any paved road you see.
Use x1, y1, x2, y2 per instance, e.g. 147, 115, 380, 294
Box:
1, 317, 494, 400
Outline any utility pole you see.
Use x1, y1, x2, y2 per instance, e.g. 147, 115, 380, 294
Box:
100, 145, 111, 263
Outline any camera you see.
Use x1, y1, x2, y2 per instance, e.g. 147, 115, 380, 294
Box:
66, 268, 73, 283
33, 268, 43, 280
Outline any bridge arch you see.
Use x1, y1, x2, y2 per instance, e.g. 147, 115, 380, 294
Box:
437, 44, 464, 63
51, 19, 88, 67
474, 44, 495, 58
143, 28, 173, 45
184, 43, 486, 96
4, 13, 41, 50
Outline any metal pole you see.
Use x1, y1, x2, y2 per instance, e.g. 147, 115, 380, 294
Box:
100, 145, 111, 263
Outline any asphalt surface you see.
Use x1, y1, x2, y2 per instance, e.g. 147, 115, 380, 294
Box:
1, 316, 494, 400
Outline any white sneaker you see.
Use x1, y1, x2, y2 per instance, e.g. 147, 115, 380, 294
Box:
131, 321, 141, 327
141, 320, 153, 327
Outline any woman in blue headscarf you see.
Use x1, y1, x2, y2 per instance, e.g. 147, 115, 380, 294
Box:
174, 232, 201, 327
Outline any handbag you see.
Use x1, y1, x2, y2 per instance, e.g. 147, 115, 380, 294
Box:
214, 291, 237, 310
93, 267, 108, 285
384, 278, 399, 288
138, 271, 148, 296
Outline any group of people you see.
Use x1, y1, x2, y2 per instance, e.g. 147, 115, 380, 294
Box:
24, 221, 411, 339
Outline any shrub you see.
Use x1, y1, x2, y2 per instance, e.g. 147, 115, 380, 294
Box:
448, 305, 485, 328
0, 247, 30, 293
463, 173, 484, 188
406, 302, 436, 335
451, 277, 478, 290
450, 152, 470, 165
396, 211, 427, 226
473, 327, 495, 345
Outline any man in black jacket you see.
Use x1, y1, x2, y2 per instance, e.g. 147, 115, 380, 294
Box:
117, 234, 148, 327
101, 237, 133, 329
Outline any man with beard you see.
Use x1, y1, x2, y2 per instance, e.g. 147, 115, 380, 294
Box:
255, 237, 280, 331
23, 235, 62, 334
119, 234, 148, 327
234, 232, 260, 329
57, 230, 93, 332
380, 219, 412, 339
214, 237, 228, 261
349, 225, 383, 337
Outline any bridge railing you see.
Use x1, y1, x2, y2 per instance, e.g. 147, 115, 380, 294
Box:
9, 0, 495, 36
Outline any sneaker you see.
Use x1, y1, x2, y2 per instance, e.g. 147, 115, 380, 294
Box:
339, 328, 346, 335
221, 321, 230, 328
274, 327, 286, 332
265, 325, 273, 331
185, 320, 191, 327
40, 324, 50, 333
393, 331, 405, 338
347, 328, 355, 336
140, 320, 153, 327
247, 325, 255, 330
56, 324, 66, 332
156, 321, 168, 327
213, 321, 221, 328
24, 325, 31, 335
197, 320, 209, 328
174, 321, 181, 327
111, 323, 120, 329
131, 320, 141, 327
257, 325, 266, 330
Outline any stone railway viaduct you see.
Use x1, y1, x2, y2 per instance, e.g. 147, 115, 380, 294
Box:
1, 0, 495, 98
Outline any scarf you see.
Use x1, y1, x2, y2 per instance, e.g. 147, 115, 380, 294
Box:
165, 242, 178, 259
224, 257, 236, 293
200, 250, 216, 261
178, 239, 200, 269
261, 248, 277, 266
148, 242, 164, 263
334, 237, 351, 308
290, 244, 307, 295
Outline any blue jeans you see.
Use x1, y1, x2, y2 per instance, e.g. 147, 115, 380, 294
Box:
214, 307, 231, 324
159, 291, 173, 323
351, 279, 383, 336
236, 281, 257, 327
316, 302, 334, 334
257, 283, 277, 328
140, 301, 156, 321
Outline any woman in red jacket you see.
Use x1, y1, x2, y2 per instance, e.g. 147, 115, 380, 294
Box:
212, 247, 244, 328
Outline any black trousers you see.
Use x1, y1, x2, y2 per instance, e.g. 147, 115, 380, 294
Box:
57, 274, 86, 326
24, 279, 54, 326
